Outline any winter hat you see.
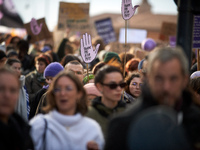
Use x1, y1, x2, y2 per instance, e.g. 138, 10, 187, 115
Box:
84, 83, 102, 97
190, 71, 200, 79
103, 52, 121, 63
141, 38, 156, 51
41, 45, 51, 53
44, 62, 64, 77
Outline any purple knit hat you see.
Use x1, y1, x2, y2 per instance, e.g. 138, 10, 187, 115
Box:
44, 62, 64, 77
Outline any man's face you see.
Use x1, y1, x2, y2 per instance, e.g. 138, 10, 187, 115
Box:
147, 58, 188, 107
65, 64, 84, 82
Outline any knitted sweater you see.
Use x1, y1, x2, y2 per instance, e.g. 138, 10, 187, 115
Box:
29, 110, 104, 150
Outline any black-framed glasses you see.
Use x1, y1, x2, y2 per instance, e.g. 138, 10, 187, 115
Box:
101, 82, 127, 89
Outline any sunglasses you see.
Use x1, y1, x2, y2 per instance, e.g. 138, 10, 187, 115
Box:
101, 82, 127, 89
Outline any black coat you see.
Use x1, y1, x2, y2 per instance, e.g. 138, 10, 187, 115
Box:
0, 113, 34, 150
29, 88, 47, 120
104, 83, 200, 150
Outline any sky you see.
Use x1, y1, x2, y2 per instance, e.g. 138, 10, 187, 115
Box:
12, 0, 178, 31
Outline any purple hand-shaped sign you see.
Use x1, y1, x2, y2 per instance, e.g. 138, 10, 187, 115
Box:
121, 0, 139, 20
30, 18, 43, 35
80, 33, 100, 63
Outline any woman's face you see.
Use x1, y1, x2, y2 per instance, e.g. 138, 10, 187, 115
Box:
129, 77, 142, 98
100, 72, 124, 102
0, 73, 19, 122
54, 76, 81, 115
35, 60, 46, 73
11, 62, 21, 78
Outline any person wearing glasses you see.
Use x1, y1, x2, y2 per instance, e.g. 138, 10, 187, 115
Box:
124, 72, 143, 103
86, 65, 127, 138
29, 71, 104, 150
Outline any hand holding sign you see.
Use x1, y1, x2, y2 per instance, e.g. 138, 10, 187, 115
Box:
80, 33, 100, 63
122, 0, 139, 20
30, 18, 43, 35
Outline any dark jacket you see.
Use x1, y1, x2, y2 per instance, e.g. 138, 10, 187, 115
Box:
0, 113, 34, 150
86, 96, 126, 138
25, 70, 46, 108
104, 83, 200, 150
29, 88, 47, 120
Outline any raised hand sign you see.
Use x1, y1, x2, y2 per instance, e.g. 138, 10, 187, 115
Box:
121, 0, 139, 20
80, 33, 100, 63
30, 18, 43, 35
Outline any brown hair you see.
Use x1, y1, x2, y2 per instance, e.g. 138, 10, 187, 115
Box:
43, 70, 88, 115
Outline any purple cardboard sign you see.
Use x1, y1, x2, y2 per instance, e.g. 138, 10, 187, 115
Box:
30, 18, 43, 35
80, 33, 100, 63
121, 0, 139, 20
193, 16, 200, 48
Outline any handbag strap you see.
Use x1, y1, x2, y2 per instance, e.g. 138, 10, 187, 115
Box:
43, 118, 48, 150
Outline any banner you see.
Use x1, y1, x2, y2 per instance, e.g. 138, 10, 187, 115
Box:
95, 18, 116, 45
24, 18, 52, 43
57, 2, 90, 35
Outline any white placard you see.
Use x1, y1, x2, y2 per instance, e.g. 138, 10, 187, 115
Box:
119, 28, 147, 43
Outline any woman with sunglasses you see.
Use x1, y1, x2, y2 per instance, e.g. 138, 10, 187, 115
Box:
29, 71, 104, 150
124, 72, 143, 103
86, 65, 127, 138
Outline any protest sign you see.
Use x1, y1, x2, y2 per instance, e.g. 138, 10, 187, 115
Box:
24, 18, 52, 43
58, 2, 90, 35
121, 0, 139, 20
159, 22, 176, 41
95, 18, 116, 45
193, 16, 200, 49
119, 28, 147, 43
80, 33, 100, 64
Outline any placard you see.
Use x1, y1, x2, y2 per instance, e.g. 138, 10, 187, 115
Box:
159, 22, 176, 41
58, 2, 90, 35
193, 15, 200, 49
95, 18, 116, 45
24, 18, 52, 43
119, 28, 147, 43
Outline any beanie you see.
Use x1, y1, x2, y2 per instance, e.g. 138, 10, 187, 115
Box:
84, 83, 102, 97
103, 52, 121, 63
44, 62, 64, 77
190, 71, 200, 79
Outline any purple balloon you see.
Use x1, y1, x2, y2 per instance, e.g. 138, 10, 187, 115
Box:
141, 38, 156, 51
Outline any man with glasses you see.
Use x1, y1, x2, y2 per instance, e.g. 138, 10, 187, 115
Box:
105, 47, 200, 150
86, 65, 126, 139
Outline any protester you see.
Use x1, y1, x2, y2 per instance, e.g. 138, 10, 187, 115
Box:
0, 50, 7, 68
32, 62, 64, 118
84, 83, 102, 105
6, 58, 29, 121
17, 39, 34, 75
0, 66, 34, 149
124, 72, 143, 103
189, 77, 200, 107
25, 54, 51, 109
60, 54, 81, 67
105, 47, 200, 150
86, 65, 126, 138
30, 71, 104, 150
64, 60, 84, 82
125, 58, 141, 76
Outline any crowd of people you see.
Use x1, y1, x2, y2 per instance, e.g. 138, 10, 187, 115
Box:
0, 31, 200, 150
